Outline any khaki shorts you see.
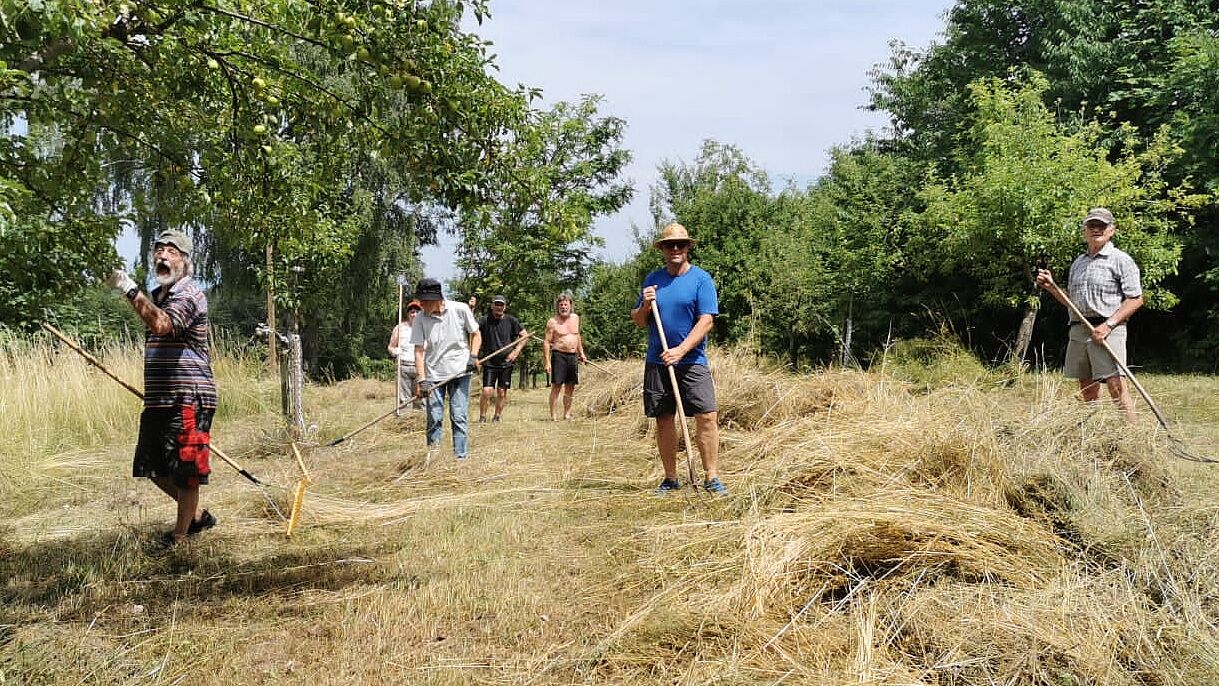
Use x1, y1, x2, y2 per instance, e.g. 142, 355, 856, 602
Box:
1064, 323, 1127, 381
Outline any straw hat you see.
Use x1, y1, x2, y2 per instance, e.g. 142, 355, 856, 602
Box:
653, 223, 696, 249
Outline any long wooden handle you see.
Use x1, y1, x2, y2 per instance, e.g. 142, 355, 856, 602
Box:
329, 338, 529, 450
40, 321, 268, 486
1043, 281, 1171, 429
41, 322, 144, 398
648, 298, 699, 487
528, 332, 613, 375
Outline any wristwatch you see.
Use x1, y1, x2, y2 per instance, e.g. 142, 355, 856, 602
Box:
125, 287, 139, 301
1104, 318, 1119, 328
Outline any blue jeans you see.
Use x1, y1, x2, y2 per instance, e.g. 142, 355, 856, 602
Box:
425, 374, 471, 458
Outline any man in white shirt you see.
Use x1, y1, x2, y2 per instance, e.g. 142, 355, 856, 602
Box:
410, 278, 481, 459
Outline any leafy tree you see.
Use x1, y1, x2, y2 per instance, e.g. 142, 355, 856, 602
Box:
453, 94, 633, 324
1, 0, 535, 336
909, 75, 1201, 359
866, 0, 1219, 363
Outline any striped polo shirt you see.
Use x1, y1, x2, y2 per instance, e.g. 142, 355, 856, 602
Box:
144, 277, 217, 410
1065, 242, 1142, 322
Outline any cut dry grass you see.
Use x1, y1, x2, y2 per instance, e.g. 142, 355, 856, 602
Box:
3, 344, 1219, 685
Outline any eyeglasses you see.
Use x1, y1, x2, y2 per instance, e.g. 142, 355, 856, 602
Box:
659, 241, 691, 251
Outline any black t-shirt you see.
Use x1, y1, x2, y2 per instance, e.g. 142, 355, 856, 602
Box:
478, 314, 522, 366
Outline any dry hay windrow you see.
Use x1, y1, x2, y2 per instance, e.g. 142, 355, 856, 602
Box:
569, 354, 1219, 685
575, 349, 872, 431
11, 336, 1219, 686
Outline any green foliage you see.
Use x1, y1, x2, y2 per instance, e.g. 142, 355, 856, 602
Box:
911, 74, 1197, 312
454, 94, 634, 328
866, 0, 1219, 364
879, 334, 1006, 392
0, 0, 538, 335
579, 230, 655, 359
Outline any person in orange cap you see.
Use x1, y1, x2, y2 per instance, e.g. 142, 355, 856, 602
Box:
388, 299, 424, 412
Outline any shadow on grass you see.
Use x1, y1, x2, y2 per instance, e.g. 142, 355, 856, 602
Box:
0, 527, 418, 622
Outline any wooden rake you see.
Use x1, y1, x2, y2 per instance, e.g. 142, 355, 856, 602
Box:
41, 322, 289, 520
1040, 279, 1219, 464
323, 335, 531, 448
526, 332, 616, 375
649, 300, 701, 490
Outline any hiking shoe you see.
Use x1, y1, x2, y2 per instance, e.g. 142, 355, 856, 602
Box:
478, 416, 488, 424
187, 510, 217, 536
703, 478, 729, 496
492, 416, 501, 423
655, 478, 681, 494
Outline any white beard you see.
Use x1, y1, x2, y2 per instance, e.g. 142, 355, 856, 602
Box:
154, 259, 186, 287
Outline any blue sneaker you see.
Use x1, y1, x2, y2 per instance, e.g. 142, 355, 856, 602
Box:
703, 478, 729, 496
654, 478, 681, 494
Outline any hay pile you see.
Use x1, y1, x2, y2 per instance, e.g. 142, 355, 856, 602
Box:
574, 348, 1219, 685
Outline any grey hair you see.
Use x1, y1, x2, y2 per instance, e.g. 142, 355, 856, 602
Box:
554, 291, 574, 313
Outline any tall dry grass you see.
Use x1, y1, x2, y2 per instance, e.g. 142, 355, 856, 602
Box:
2, 343, 1218, 685
0, 333, 276, 518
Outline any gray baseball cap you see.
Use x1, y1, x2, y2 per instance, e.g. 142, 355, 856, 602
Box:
155, 229, 193, 255
1082, 208, 1115, 226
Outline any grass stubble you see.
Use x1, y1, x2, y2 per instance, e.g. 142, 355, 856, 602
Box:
2, 341, 1218, 685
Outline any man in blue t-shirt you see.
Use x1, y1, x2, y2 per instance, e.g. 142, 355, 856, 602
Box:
630, 223, 726, 495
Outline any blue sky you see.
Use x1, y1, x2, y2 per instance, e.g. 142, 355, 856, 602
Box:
421, 0, 954, 280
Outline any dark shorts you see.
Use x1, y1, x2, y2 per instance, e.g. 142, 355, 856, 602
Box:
134, 404, 213, 488
481, 364, 513, 389
643, 363, 717, 418
551, 351, 579, 386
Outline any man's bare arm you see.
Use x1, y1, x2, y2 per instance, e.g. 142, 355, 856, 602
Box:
130, 293, 175, 336
543, 319, 554, 369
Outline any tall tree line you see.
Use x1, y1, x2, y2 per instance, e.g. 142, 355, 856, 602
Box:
582, 0, 1219, 370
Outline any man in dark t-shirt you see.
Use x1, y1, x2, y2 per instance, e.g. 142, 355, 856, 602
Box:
476, 295, 529, 422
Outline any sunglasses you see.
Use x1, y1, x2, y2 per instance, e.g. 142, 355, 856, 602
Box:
659, 241, 691, 250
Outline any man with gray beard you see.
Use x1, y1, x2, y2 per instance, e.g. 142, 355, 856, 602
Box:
108, 229, 218, 547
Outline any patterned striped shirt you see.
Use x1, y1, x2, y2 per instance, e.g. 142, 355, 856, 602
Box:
144, 277, 218, 409
1066, 242, 1142, 321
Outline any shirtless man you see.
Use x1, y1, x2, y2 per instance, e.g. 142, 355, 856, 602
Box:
543, 292, 588, 420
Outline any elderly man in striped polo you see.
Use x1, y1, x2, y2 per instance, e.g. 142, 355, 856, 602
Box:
108, 229, 218, 547
1036, 208, 1144, 421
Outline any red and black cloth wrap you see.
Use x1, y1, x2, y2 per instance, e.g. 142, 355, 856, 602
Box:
133, 404, 213, 487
